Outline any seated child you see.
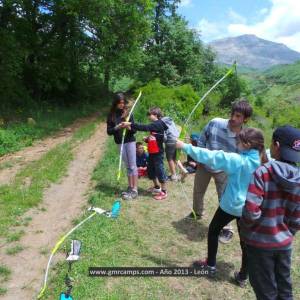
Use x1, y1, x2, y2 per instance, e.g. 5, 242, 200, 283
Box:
177, 133, 198, 182
136, 142, 148, 177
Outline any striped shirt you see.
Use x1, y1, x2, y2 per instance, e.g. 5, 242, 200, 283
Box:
197, 118, 239, 173
240, 160, 300, 250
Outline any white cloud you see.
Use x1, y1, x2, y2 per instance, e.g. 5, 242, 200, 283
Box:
179, 0, 192, 7
228, 8, 246, 24
196, 18, 224, 41
228, 0, 300, 52
259, 8, 269, 16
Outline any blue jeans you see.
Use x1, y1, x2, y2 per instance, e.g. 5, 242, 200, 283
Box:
147, 153, 167, 183
247, 245, 293, 300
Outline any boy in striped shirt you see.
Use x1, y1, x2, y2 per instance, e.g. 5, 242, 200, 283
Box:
240, 125, 300, 299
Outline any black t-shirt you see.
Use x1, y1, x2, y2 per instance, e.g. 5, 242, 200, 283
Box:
131, 119, 168, 153
106, 109, 136, 144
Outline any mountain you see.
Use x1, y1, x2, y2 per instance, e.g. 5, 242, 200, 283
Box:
209, 34, 300, 70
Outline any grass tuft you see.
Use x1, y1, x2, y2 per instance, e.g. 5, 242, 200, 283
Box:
5, 245, 24, 255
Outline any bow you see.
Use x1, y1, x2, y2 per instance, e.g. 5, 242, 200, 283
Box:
117, 91, 142, 181
177, 63, 237, 218
37, 201, 121, 299
179, 62, 236, 141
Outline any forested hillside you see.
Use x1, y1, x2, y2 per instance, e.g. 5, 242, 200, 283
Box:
0, 0, 240, 113
242, 60, 300, 128
0, 0, 245, 156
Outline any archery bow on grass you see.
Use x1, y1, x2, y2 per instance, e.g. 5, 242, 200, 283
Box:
37, 201, 121, 299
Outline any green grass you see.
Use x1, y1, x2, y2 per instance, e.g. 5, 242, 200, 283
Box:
6, 230, 25, 242
0, 265, 11, 281
0, 265, 10, 295
43, 137, 300, 299
0, 102, 103, 156
0, 118, 100, 238
0, 160, 14, 170
5, 244, 24, 255
0, 287, 7, 295
72, 121, 97, 142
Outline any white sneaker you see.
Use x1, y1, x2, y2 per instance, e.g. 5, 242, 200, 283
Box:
147, 187, 161, 195
121, 187, 132, 196
170, 174, 178, 181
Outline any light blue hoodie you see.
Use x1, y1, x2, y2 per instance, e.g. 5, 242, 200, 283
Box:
182, 144, 261, 217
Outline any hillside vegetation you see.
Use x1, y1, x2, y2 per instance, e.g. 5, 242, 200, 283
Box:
241, 60, 300, 128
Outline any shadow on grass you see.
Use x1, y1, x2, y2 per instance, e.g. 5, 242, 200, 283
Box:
141, 254, 183, 267
172, 218, 208, 241
94, 181, 121, 197
139, 255, 236, 284
210, 260, 236, 283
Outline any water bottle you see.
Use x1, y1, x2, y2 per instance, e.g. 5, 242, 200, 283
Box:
111, 200, 121, 218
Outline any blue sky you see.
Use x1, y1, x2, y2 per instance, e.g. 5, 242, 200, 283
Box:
177, 0, 300, 52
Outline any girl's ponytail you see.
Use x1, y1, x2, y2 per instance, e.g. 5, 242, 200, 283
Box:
238, 128, 268, 165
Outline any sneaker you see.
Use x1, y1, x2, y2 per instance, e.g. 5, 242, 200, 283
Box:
180, 171, 188, 183
234, 271, 247, 288
153, 191, 167, 200
193, 259, 216, 277
170, 174, 179, 181
147, 186, 161, 195
130, 190, 138, 199
219, 229, 234, 244
185, 212, 202, 220
122, 191, 132, 200
122, 190, 138, 201
121, 186, 132, 196
167, 174, 179, 181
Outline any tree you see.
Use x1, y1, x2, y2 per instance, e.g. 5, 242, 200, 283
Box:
84, 0, 153, 92
0, 0, 153, 108
139, 13, 217, 92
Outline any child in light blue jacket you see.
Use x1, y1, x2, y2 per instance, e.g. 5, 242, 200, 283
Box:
176, 127, 267, 286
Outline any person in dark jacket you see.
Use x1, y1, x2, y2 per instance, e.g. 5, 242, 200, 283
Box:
240, 125, 300, 299
106, 93, 138, 200
122, 107, 168, 200
136, 142, 148, 177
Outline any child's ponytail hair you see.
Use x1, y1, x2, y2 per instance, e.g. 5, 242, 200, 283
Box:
238, 128, 268, 164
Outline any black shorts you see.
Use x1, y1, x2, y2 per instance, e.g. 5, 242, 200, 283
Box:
147, 153, 167, 183
165, 143, 177, 161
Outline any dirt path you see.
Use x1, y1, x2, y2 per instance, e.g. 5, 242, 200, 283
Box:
0, 114, 99, 186
0, 121, 107, 300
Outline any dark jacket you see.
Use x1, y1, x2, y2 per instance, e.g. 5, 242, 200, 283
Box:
136, 152, 148, 168
106, 109, 136, 144
240, 160, 300, 250
131, 119, 168, 154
